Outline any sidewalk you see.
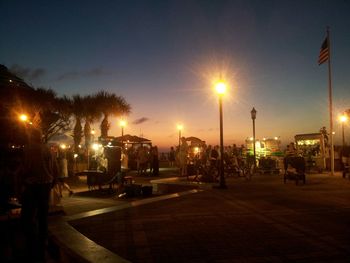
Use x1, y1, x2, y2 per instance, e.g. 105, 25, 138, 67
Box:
49, 170, 350, 263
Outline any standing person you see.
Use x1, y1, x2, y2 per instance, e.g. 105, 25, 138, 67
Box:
20, 128, 58, 262
179, 137, 188, 176
57, 150, 73, 197
168, 147, 176, 167
151, 146, 159, 176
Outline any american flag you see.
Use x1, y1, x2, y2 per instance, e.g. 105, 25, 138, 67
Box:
318, 37, 329, 65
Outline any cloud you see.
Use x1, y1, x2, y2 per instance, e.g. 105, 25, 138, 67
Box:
10, 64, 46, 81
56, 67, 109, 81
132, 117, 149, 125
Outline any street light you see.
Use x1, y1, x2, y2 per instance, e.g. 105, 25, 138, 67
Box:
120, 119, 126, 137
19, 114, 28, 122
251, 107, 257, 169
215, 81, 227, 189
177, 124, 183, 148
339, 114, 348, 149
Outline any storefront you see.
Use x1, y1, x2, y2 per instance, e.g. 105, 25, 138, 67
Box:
294, 133, 326, 171
245, 137, 282, 158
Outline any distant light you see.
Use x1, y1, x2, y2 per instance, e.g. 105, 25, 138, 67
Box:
339, 115, 348, 123
263, 138, 266, 141
274, 137, 278, 140
60, 144, 67, 149
177, 124, 183, 131
19, 114, 28, 122
11, 145, 15, 149
215, 82, 227, 95
78, 144, 82, 148
92, 143, 101, 151
108, 142, 112, 146
9, 79, 13, 83
120, 119, 126, 127
332, 131, 335, 135
91, 129, 95, 135
250, 137, 253, 141
74, 153, 78, 158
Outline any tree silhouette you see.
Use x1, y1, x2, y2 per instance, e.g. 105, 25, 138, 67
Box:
95, 91, 131, 138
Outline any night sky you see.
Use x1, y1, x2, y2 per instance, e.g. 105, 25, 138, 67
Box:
1, 0, 350, 150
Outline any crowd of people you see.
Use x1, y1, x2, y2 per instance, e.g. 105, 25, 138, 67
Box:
116, 145, 160, 176
173, 137, 249, 177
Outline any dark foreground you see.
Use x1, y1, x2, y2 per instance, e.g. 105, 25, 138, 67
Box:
66, 172, 350, 263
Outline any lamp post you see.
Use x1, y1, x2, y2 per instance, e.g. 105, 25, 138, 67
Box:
120, 120, 126, 137
215, 82, 227, 189
251, 107, 257, 169
119, 119, 126, 149
177, 124, 183, 149
339, 114, 348, 149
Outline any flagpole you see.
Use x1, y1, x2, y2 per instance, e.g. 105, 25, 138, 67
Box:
327, 27, 334, 176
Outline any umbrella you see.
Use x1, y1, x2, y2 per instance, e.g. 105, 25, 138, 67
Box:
186, 136, 205, 143
114, 134, 151, 144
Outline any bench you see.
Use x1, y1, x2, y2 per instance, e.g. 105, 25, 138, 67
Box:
283, 156, 306, 185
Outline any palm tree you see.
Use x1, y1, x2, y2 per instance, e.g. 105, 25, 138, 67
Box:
71, 95, 84, 152
95, 91, 131, 138
82, 95, 101, 148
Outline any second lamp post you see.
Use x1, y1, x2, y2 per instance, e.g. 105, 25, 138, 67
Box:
251, 107, 257, 168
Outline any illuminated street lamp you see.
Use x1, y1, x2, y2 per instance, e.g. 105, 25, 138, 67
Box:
19, 114, 28, 122
251, 107, 257, 169
177, 124, 183, 148
339, 114, 348, 148
19, 114, 33, 125
215, 81, 227, 189
120, 119, 126, 137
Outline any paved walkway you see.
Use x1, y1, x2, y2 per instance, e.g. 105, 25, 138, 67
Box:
51, 170, 350, 263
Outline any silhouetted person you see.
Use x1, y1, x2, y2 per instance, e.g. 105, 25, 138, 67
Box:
168, 147, 176, 167
151, 146, 159, 176
21, 128, 57, 262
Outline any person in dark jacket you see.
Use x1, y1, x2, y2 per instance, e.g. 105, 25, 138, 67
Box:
21, 128, 57, 262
